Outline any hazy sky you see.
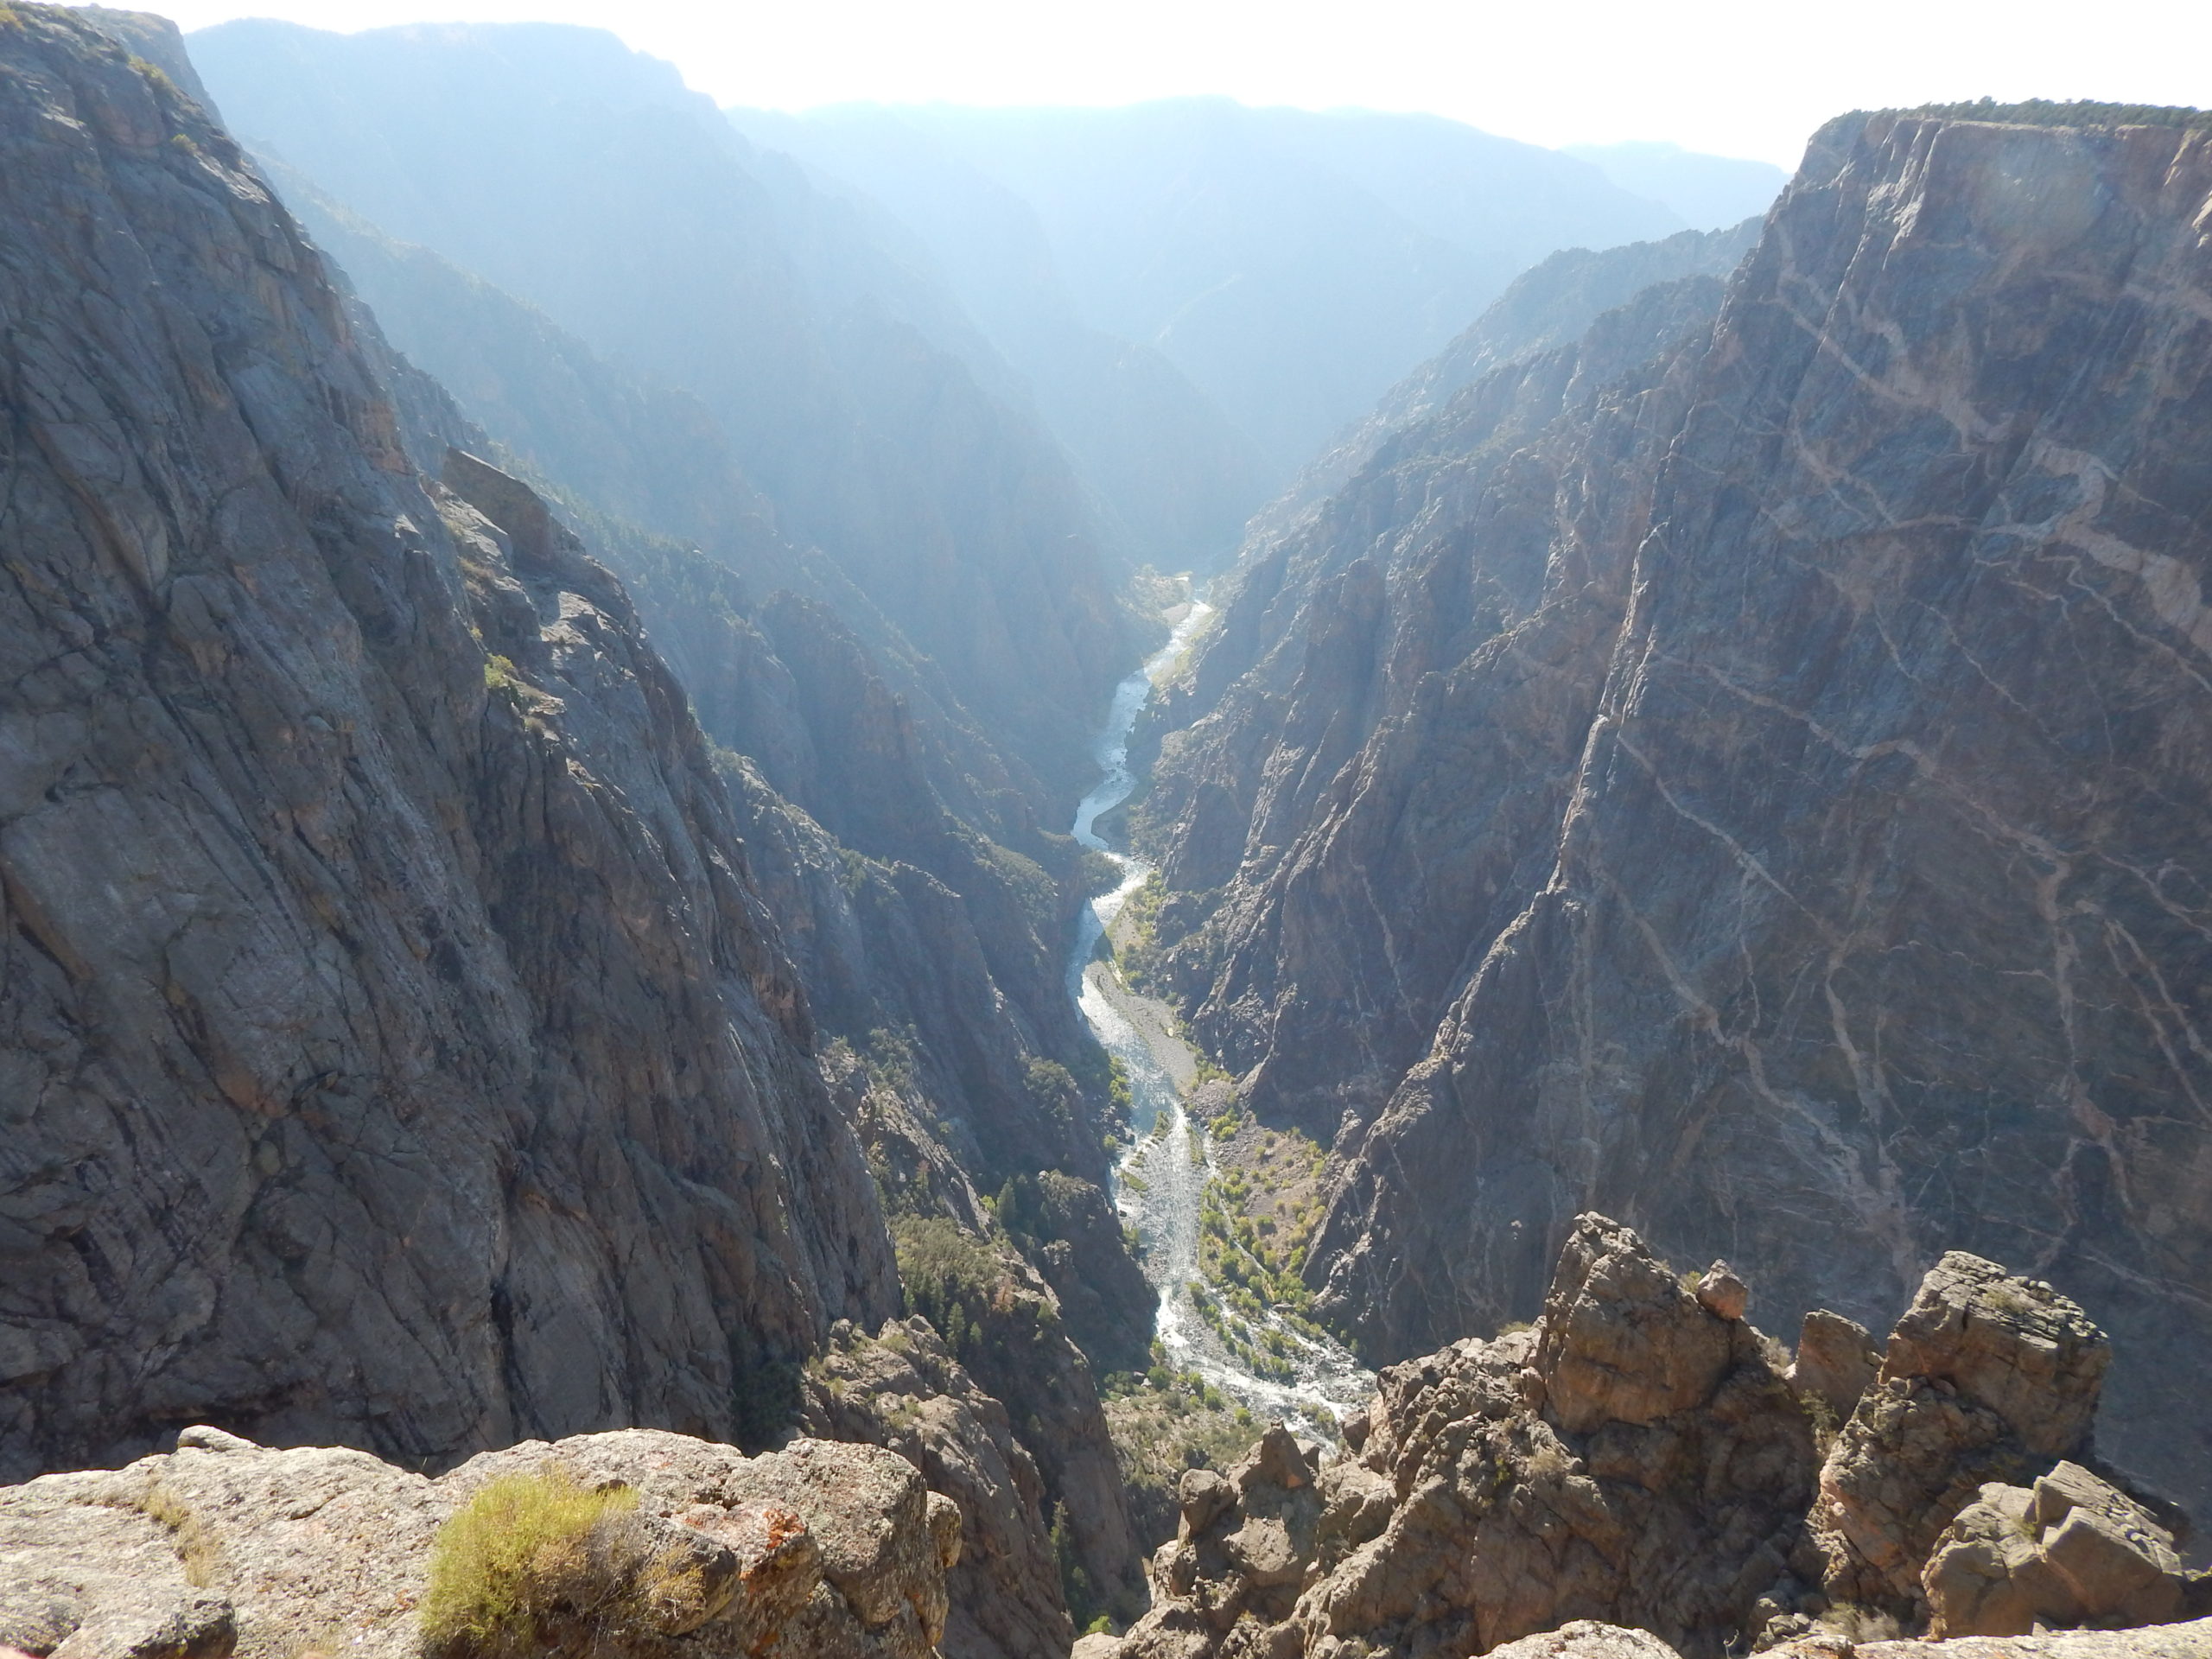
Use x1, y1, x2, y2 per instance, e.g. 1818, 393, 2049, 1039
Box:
107, 0, 2212, 168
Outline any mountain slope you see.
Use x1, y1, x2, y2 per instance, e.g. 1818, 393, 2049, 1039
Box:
731, 105, 1274, 570
0, 7, 899, 1476
745, 100, 1686, 481
1562, 139, 1789, 229
1137, 105, 2212, 1513
187, 20, 1138, 804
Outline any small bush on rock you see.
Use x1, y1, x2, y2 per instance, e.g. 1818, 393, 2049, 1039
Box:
420, 1468, 639, 1657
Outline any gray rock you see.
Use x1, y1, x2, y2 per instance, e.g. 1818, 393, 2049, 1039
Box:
0, 1428, 952, 1659
0, 8, 894, 1476
1138, 102, 2212, 1523
1791, 1314, 1880, 1428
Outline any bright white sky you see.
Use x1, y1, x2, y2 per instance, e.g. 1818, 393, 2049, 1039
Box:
104, 0, 2212, 168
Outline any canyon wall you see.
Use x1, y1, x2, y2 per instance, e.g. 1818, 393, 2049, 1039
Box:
187, 18, 1139, 807
1141, 107, 2212, 1510
0, 3, 896, 1478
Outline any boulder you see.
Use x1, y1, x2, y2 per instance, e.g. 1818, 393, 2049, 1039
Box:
1923, 1463, 2187, 1637
1815, 1255, 2112, 1613
1489, 1624, 1686, 1658
1695, 1263, 1750, 1323
1790, 1313, 1879, 1427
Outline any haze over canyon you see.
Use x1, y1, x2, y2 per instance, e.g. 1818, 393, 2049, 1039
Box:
1, 7, 2209, 1659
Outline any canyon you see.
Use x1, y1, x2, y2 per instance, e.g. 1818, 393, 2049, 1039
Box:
1132, 103, 2212, 1526
2, 6, 2210, 1658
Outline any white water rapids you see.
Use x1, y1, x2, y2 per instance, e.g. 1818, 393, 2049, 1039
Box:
1067, 595, 1373, 1439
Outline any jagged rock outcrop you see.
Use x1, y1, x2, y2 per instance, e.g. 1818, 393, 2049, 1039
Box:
1108, 1218, 2204, 1659
1814, 1256, 2113, 1613
1136, 103, 2212, 1514
1115, 1216, 1821, 1659
0, 7, 897, 1475
801, 1319, 1071, 1659
0, 1426, 958, 1659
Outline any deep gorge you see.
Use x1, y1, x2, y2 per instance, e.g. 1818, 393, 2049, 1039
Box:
3, 9, 2211, 1658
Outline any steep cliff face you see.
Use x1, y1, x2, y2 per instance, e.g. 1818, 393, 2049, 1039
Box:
0, 8, 898, 1478
1141, 107, 2212, 1512
186, 19, 1138, 805
1137, 258, 1739, 1136
157, 43, 1156, 1612
1248, 219, 1764, 537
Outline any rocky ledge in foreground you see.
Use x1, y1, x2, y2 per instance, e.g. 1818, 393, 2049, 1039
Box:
0, 1427, 958, 1659
1104, 1215, 2209, 1659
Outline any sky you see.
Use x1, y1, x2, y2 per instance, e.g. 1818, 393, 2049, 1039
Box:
94, 0, 2212, 168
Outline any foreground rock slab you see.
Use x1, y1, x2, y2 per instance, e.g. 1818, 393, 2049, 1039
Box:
0, 1427, 958, 1659
1771, 1614, 2212, 1657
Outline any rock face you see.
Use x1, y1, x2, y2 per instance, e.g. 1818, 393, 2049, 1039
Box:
1137, 105, 2212, 1512
1109, 1217, 2206, 1659
1815, 1256, 2112, 1613
186, 18, 1138, 805
1921, 1463, 2188, 1638
1770, 1619, 2212, 1658
1247, 217, 1763, 536
0, 8, 897, 1476
1117, 1216, 1821, 1659
800, 1319, 1071, 1659
0, 1425, 958, 1659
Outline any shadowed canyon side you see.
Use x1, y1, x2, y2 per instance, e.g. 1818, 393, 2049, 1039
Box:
185, 17, 1138, 807
1136, 106, 2212, 1513
0, 7, 900, 1476
11, 5, 2212, 1656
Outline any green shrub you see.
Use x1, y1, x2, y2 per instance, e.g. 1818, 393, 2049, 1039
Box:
419, 1469, 638, 1657
1903, 97, 2211, 132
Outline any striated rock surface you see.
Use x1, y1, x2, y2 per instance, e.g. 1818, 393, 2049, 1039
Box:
1134, 243, 1738, 1143
0, 7, 896, 1476
0, 1426, 956, 1659
1137, 104, 2212, 1512
1248, 217, 1763, 537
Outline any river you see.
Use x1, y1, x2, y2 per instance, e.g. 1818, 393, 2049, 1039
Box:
1067, 594, 1374, 1440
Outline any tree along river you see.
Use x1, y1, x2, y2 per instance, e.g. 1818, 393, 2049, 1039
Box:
1067, 594, 1373, 1440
